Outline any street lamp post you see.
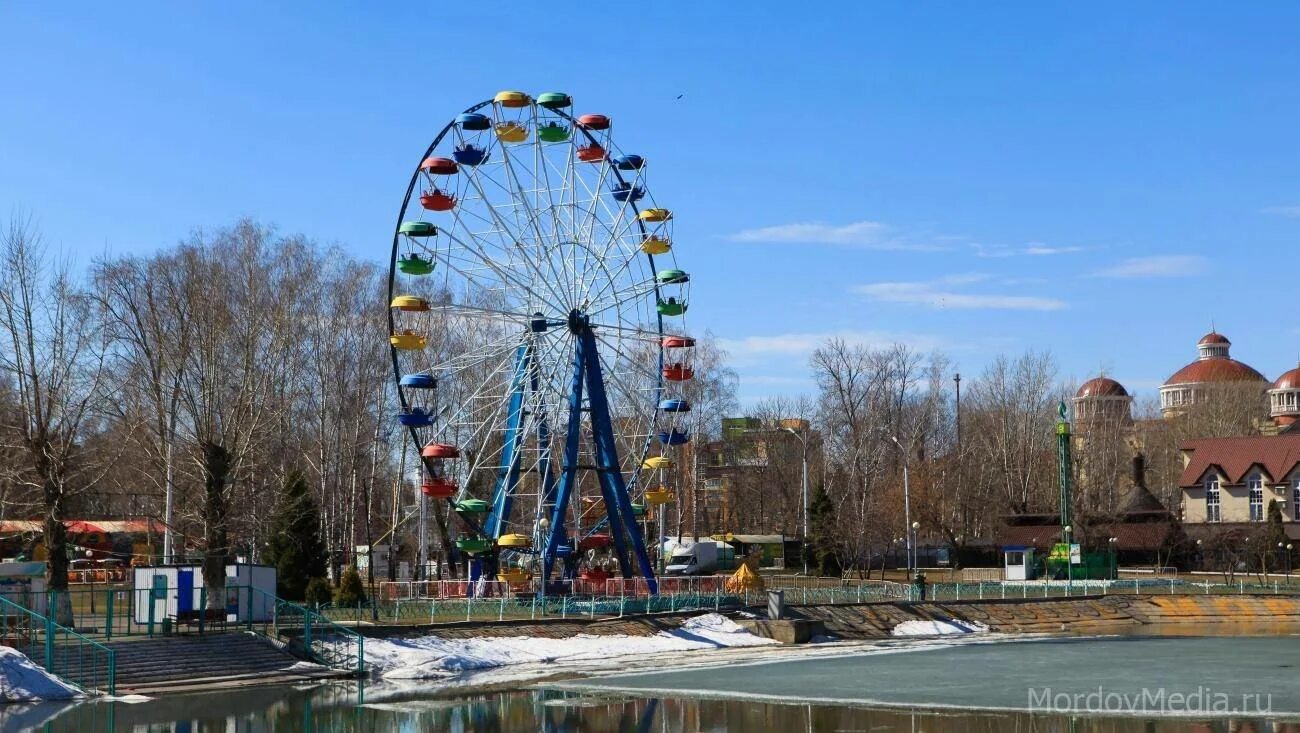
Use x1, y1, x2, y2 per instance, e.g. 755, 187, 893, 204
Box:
782, 426, 811, 575
887, 435, 913, 574
1064, 524, 1073, 593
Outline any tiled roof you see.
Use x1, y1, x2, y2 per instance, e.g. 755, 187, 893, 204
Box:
1274, 367, 1300, 391
1179, 434, 1300, 486
1077, 377, 1129, 398
1164, 357, 1267, 386
998, 522, 1173, 552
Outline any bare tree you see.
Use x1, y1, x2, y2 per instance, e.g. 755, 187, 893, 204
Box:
0, 217, 113, 623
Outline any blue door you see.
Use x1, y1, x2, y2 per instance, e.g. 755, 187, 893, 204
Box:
176, 569, 193, 613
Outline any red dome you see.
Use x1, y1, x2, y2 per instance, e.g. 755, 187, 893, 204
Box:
1275, 367, 1300, 391
1198, 332, 1231, 346
1164, 358, 1266, 386
1076, 377, 1128, 398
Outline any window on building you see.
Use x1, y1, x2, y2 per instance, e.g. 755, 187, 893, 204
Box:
1293, 478, 1300, 522
1248, 473, 1264, 521
1205, 476, 1221, 523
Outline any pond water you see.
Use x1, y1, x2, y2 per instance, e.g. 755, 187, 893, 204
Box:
7, 634, 1299, 732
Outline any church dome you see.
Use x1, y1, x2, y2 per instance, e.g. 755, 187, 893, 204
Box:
1275, 367, 1300, 391
1163, 331, 1266, 387
1165, 358, 1267, 386
1076, 377, 1129, 398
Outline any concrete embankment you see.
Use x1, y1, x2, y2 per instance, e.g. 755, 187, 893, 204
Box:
793, 593, 1300, 638
358, 594, 1300, 643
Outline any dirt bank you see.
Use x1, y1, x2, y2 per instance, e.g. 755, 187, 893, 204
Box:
357, 594, 1300, 642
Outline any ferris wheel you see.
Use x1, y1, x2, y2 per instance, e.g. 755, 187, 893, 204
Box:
388, 91, 694, 596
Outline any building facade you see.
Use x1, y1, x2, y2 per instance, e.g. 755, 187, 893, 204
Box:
1178, 434, 1300, 525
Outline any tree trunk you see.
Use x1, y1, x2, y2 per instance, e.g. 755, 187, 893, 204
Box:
42, 477, 73, 625
201, 441, 232, 610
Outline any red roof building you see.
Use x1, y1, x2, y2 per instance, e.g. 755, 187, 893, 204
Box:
1269, 366, 1300, 427
1159, 331, 1269, 417
1072, 376, 1133, 424
1178, 434, 1300, 527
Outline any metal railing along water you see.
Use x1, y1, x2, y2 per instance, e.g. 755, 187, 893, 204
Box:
0, 593, 115, 695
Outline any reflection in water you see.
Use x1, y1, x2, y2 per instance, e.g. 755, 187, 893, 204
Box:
13, 683, 1298, 733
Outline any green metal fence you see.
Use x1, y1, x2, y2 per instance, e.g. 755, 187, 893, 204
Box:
249, 588, 365, 675
0, 594, 115, 695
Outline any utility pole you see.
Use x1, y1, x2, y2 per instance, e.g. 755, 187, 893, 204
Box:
783, 426, 810, 575
888, 434, 914, 574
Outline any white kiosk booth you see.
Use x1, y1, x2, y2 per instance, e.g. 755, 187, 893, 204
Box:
132, 563, 276, 624
1002, 545, 1037, 581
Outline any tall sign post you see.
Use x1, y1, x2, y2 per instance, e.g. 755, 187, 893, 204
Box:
1056, 401, 1074, 590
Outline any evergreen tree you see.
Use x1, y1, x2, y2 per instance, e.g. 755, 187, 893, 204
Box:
262, 471, 328, 600
334, 565, 366, 606
806, 484, 841, 577
1263, 499, 1288, 574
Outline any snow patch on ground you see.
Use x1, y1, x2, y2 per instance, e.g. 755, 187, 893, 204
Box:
891, 618, 989, 636
364, 613, 778, 680
0, 646, 80, 703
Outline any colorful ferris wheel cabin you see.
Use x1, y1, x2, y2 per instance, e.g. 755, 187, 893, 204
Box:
494, 121, 528, 143
399, 373, 438, 389
577, 113, 611, 130
398, 254, 434, 275
452, 144, 488, 166
642, 456, 673, 470
420, 157, 459, 175
498, 533, 532, 549
576, 143, 605, 162
657, 428, 690, 445
662, 335, 695, 349
420, 189, 456, 211
390, 295, 430, 311
579, 533, 613, 551
663, 363, 694, 381
421, 442, 460, 459
456, 538, 493, 554
659, 398, 691, 412
396, 407, 433, 427
494, 90, 531, 108
640, 236, 671, 255
655, 269, 689, 284
457, 113, 492, 131
454, 499, 489, 514
644, 487, 675, 505
399, 221, 437, 237
421, 478, 456, 498
610, 184, 645, 202
536, 91, 572, 109
657, 297, 687, 316
537, 122, 571, 142
612, 154, 644, 170
390, 331, 428, 350
638, 208, 672, 223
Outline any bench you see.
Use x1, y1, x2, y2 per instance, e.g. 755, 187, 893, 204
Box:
172, 609, 226, 626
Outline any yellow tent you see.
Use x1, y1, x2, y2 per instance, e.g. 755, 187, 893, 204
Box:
725, 562, 765, 593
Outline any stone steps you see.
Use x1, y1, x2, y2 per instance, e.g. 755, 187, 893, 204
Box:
91, 632, 336, 693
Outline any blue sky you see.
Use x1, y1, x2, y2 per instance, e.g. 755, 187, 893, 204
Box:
4, 3, 1298, 404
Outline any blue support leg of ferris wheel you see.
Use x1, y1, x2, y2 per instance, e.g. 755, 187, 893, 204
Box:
485, 342, 531, 538
540, 339, 586, 597
581, 327, 659, 594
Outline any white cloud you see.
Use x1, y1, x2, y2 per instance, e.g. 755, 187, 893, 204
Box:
853, 274, 1066, 311
1090, 255, 1209, 279
1259, 205, 1300, 218
726, 221, 945, 251
720, 330, 947, 367
973, 242, 1086, 258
